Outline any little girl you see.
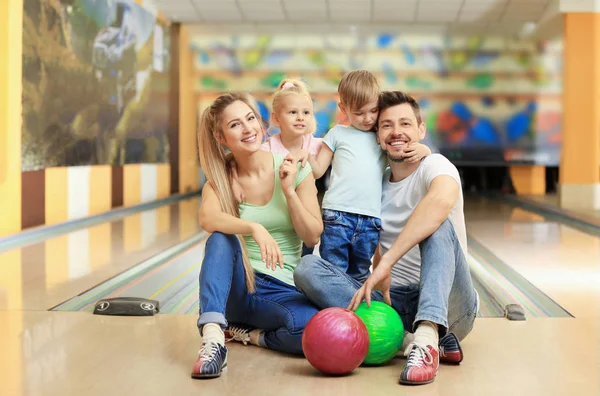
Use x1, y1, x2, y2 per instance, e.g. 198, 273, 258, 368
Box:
262, 79, 323, 159
231, 79, 321, 254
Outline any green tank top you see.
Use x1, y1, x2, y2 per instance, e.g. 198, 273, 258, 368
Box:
239, 153, 313, 286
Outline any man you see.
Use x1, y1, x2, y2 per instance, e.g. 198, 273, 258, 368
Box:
294, 91, 479, 386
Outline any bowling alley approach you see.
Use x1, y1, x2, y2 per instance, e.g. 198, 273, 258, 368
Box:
1, 0, 600, 395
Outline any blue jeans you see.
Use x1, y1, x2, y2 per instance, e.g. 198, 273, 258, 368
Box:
319, 209, 381, 283
294, 219, 478, 340
197, 232, 319, 355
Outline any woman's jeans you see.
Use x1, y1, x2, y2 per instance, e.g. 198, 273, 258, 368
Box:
197, 232, 319, 355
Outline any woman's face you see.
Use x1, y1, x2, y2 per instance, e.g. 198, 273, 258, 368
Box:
218, 100, 264, 155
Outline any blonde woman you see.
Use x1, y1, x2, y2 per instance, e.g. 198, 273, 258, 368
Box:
192, 92, 323, 379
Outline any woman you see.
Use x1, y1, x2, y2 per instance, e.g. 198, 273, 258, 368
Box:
192, 92, 323, 379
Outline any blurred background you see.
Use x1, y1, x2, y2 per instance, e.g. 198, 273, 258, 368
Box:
1, 0, 596, 236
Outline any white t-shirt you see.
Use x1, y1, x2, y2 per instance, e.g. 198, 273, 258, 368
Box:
378, 154, 467, 287
322, 125, 387, 219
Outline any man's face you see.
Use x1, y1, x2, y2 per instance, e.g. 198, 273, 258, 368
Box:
377, 103, 426, 163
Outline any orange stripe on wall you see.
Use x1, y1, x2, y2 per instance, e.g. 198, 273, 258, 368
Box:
45, 168, 69, 225
123, 164, 141, 207
0, 0, 23, 237
157, 164, 170, 199
560, 13, 600, 185
89, 165, 111, 216
124, 214, 142, 253
179, 26, 200, 194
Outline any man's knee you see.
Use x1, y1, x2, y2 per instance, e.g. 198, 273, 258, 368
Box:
293, 254, 321, 288
422, 219, 456, 247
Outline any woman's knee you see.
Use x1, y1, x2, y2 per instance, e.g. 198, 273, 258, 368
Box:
207, 232, 239, 248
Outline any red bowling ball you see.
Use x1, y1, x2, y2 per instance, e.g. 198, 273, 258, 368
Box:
302, 307, 370, 375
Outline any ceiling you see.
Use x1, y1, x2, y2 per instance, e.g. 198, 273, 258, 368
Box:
150, 0, 561, 38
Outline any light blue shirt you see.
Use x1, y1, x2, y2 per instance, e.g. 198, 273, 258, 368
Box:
322, 125, 387, 219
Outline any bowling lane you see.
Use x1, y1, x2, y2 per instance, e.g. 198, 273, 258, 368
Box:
0, 197, 203, 311
464, 195, 600, 319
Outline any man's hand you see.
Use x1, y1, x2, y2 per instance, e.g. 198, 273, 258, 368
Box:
348, 262, 393, 311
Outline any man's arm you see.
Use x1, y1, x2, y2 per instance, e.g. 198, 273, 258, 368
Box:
378, 175, 459, 270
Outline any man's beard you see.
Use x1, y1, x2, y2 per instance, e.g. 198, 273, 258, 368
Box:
383, 150, 404, 163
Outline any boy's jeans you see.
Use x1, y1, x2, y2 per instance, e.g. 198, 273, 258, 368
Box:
319, 209, 381, 283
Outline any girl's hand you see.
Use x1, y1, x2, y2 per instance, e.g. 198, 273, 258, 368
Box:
251, 224, 284, 270
285, 149, 310, 168
403, 142, 432, 163
279, 158, 298, 196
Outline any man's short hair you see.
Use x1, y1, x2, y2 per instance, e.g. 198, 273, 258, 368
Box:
378, 91, 422, 124
338, 70, 380, 111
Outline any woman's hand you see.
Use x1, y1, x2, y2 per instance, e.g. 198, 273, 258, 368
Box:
251, 223, 284, 271
279, 158, 298, 196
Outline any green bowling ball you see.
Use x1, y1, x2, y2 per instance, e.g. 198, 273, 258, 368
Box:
354, 301, 404, 365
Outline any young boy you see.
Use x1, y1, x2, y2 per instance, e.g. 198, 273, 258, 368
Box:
288, 70, 430, 282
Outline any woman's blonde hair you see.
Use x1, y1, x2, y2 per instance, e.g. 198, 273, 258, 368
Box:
269, 78, 317, 135
197, 92, 263, 293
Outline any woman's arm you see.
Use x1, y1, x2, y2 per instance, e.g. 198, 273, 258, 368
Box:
198, 182, 255, 234
199, 182, 284, 269
279, 162, 323, 247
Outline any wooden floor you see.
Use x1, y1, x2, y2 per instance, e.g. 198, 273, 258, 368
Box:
1, 195, 599, 395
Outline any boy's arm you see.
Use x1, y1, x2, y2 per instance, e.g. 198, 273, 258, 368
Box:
307, 144, 334, 179
402, 142, 431, 164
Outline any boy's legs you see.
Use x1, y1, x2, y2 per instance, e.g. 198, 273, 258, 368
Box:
319, 209, 355, 275
348, 215, 381, 283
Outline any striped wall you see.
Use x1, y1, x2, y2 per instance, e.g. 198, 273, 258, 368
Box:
0, 1, 199, 238
21, 164, 171, 230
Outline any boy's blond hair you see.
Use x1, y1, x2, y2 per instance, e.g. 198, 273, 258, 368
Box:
338, 70, 380, 111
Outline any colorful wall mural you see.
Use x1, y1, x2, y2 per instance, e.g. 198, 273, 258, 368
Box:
22, 0, 171, 171
191, 33, 562, 166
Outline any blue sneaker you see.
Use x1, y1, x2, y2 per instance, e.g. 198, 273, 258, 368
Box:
191, 342, 228, 379
439, 333, 463, 364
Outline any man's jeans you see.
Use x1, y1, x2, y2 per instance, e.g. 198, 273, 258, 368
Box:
197, 232, 319, 355
319, 209, 381, 283
294, 219, 478, 340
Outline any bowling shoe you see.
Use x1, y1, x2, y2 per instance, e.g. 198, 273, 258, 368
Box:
191, 342, 228, 379
399, 343, 439, 385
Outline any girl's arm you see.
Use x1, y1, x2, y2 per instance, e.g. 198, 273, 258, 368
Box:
279, 161, 324, 247
286, 143, 334, 179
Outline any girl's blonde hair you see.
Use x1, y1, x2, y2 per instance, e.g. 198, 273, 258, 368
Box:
269, 78, 317, 135
197, 92, 263, 293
